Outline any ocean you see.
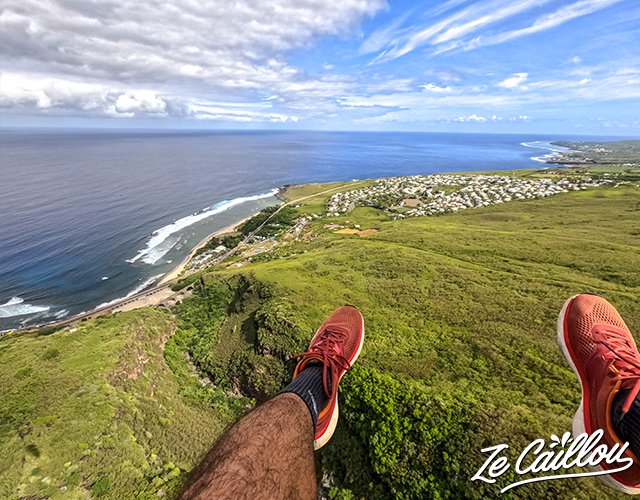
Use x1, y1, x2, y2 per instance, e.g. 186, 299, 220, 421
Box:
0, 130, 617, 329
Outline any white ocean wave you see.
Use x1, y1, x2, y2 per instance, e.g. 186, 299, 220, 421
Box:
54, 309, 70, 319
134, 235, 180, 266
521, 141, 572, 163
95, 274, 164, 310
531, 155, 551, 163
127, 189, 278, 265
0, 297, 50, 318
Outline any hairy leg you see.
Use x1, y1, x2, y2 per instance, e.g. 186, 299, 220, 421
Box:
181, 393, 316, 499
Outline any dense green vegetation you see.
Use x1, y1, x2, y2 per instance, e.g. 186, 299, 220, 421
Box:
168, 274, 306, 402
226, 180, 639, 499
1, 167, 638, 498
0, 310, 229, 498
238, 205, 298, 237
193, 204, 301, 259
194, 233, 242, 256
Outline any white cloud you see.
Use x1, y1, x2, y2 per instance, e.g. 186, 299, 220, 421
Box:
497, 72, 529, 89
0, 0, 385, 121
364, 0, 623, 61
422, 83, 453, 93
458, 0, 624, 52
455, 113, 531, 123
424, 68, 463, 83
454, 114, 487, 122
0, 0, 637, 129
114, 91, 167, 115
364, 0, 554, 62
0, 71, 304, 122
336, 62, 640, 127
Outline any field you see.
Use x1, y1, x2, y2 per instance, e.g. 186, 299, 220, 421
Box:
1, 167, 639, 498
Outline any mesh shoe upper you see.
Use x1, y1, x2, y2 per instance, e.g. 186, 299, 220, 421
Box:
292, 305, 364, 449
562, 294, 640, 490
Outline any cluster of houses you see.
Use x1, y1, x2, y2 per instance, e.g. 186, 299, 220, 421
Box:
326, 174, 611, 218
290, 213, 319, 239
189, 244, 228, 270
190, 213, 322, 270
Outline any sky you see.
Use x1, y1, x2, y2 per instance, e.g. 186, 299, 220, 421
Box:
1, 0, 639, 134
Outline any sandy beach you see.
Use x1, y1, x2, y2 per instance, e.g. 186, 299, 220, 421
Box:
158, 214, 254, 285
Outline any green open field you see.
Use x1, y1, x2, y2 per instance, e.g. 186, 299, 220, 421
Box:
1, 168, 639, 498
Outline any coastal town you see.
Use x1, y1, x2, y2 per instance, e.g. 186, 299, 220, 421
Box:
326, 173, 613, 218
8, 169, 635, 333
189, 172, 628, 270
548, 140, 640, 167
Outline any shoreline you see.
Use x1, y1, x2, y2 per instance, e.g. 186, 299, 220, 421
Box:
8, 160, 621, 334
1, 212, 264, 333
5, 160, 582, 332
158, 187, 287, 286
2, 186, 290, 333
157, 213, 256, 286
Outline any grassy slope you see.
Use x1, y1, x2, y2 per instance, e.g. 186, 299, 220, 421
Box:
217, 182, 640, 497
1, 173, 639, 499
0, 310, 230, 499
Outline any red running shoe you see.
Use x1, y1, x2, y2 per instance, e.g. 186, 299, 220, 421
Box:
292, 305, 364, 450
558, 294, 640, 494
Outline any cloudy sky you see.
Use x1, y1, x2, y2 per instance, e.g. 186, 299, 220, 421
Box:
1, 0, 639, 133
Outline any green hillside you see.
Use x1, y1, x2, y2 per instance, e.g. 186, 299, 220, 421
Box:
1, 170, 639, 498
0, 310, 241, 498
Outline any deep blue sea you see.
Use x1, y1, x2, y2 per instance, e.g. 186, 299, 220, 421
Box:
0, 130, 618, 329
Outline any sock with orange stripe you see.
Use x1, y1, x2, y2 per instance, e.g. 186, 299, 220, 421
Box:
279, 365, 330, 430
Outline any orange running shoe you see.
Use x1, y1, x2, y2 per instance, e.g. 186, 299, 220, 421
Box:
292, 305, 364, 450
558, 294, 640, 494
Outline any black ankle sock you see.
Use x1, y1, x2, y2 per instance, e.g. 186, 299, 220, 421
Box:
613, 390, 640, 458
279, 365, 330, 429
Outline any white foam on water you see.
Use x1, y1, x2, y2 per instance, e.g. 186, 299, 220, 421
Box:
531, 155, 551, 163
0, 297, 50, 318
54, 309, 70, 319
127, 189, 278, 265
95, 274, 164, 310
137, 235, 180, 265
521, 141, 572, 163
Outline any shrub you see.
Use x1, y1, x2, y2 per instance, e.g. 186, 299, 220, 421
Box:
334, 366, 479, 499
25, 444, 40, 457
41, 347, 60, 360
90, 476, 112, 497
240, 206, 297, 238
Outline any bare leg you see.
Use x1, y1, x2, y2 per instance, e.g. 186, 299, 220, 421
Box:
181, 393, 316, 499
182, 305, 365, 498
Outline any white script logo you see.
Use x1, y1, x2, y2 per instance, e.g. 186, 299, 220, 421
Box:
471, 430, 633, 493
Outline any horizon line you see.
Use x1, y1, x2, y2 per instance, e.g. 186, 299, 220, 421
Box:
1, 126, 638, 139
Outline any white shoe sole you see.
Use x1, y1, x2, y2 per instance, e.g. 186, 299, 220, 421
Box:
313, 312, 365, 450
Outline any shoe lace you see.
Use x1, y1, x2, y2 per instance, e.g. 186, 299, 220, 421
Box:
595, 325, 640, 413
292, 325, 351, 398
